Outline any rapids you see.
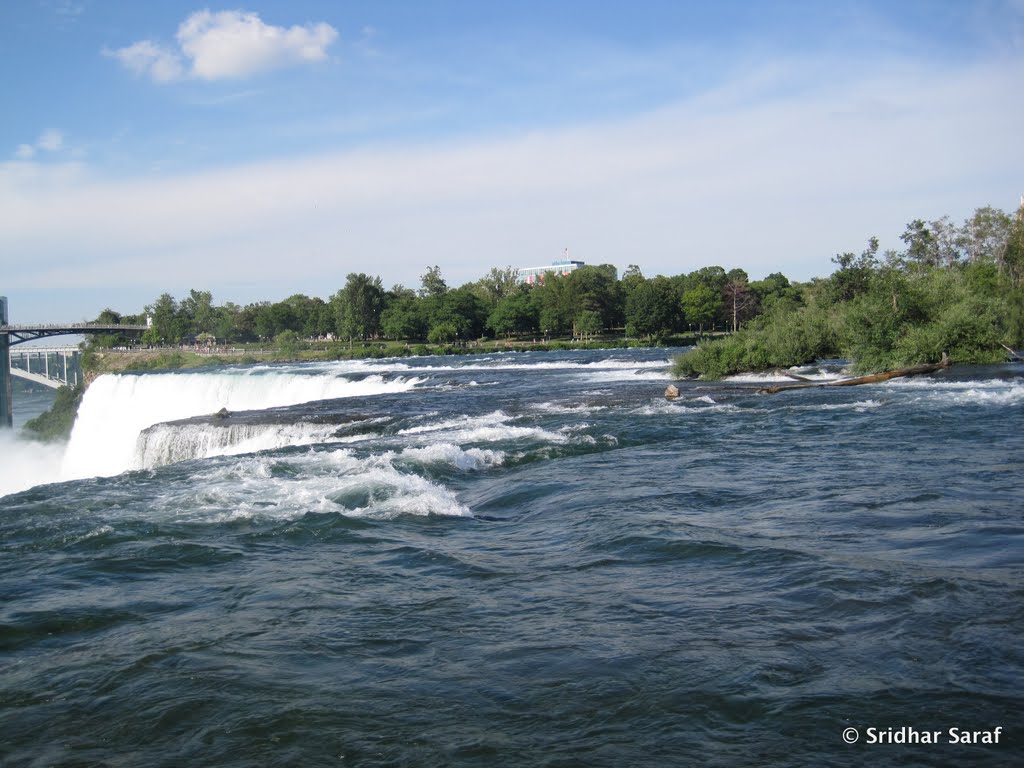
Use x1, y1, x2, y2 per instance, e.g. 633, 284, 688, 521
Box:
1, 349, 1021, 766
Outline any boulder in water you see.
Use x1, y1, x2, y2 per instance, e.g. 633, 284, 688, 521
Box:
664, 384, 680, 400
214, 407, 230, 419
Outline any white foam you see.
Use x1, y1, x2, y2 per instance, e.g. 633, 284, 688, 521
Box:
150, 448, 472, 523
400, 410, 573, 446
393, 443, 505, 471
884, 377, 1024, 406
134, 422, 344, 469
399, 410, 513, 436
725, 368, 848, 384
529, 401, 607, 415
631, 399, 742, 416
787, 399, 885, 412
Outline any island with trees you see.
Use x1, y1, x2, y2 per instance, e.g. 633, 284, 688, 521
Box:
671, 203, 1024, 378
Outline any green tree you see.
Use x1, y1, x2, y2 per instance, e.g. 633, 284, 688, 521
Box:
381, 290, 427, 340
625, 277, 677, 339
1003, 202, 1024, 288
681, 283, 721, 332
750, 272, 799, 312
427, 286, 488, 341
86, 308, 129, 349
532, 273, 573, 336
567, 264, 622, 330
419, 265, 449, 298
900, 219, 938, 267
962, 205, 1013, 265
487, 289, 538, 338
722, 269, 755, 332
254, 301, 299, 339
427, 321, 458, 344
827, 237, 880, 304
275, 329, 300, 356
180, 289, 215, 336
212, 302, 242, 342
333, 273, 385, 342
473, 266, 520, 307
146, 293, 183, 343
573, 310, 603, 340
620, 264, 646, 308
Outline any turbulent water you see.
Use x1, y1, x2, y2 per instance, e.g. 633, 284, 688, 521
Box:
1, 348, 1021, 766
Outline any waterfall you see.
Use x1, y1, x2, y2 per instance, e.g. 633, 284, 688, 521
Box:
60, 366, 420, 480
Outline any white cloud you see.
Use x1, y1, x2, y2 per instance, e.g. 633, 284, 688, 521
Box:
11, 130, 66, 160
106, 10, 338, 83
103, 40, 185, 83
3, 57, 1022, 321
36, 129, 64, 152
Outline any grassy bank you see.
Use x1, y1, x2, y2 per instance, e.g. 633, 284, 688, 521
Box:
85, 334, 699, 376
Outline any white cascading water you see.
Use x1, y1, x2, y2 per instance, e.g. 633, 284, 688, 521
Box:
134, 422, 346, 469
61, 368, 421, 480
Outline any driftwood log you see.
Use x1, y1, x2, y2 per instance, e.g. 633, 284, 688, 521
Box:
757, 354, 951, 394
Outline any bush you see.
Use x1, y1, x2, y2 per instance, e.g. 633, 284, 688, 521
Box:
23, 385, 84, 441
671, 305, 837, 378
274, 330, 300, 356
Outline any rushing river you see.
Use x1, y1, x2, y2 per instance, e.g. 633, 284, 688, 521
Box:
1, 348, 1021, 766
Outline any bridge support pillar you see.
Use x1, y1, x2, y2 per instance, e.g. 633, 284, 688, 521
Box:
1, 297, 10, 428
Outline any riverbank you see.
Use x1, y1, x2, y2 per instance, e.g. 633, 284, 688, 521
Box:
84, 334, 705, 377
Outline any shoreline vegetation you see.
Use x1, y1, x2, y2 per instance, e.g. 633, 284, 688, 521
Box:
21, 201, 1024, 440
672, 204, 1024, 379
81, 333, 702, 379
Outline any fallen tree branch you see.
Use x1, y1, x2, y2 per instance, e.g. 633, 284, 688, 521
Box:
1001, 343, 1023, 362
757, 354, 951, 394
773, 369, 813, 382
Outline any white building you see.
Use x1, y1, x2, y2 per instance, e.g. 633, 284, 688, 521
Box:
517, 259, 585, 285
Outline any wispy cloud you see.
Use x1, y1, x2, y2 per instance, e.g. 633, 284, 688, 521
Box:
104, 9, 338, 83
12, 129, 65, 160
4, 53, 1022, 299
104, 39, 185, 83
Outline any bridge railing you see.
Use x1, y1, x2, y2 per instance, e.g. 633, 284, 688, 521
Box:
1, 323, 148, 332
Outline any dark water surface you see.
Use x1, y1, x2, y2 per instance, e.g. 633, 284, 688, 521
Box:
1, 349, 1021, 766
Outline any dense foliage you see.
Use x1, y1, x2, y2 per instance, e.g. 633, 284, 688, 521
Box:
87, 262, 795, 350
22, 384, 84, 441
673, 204, 1024, 378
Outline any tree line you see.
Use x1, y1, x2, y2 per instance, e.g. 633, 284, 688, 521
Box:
673, 203, 1024, 377
90, 263, 797, 349
90, 203, 1023, 361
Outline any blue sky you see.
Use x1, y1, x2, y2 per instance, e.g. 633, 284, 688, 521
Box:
2, 0, 1023, 323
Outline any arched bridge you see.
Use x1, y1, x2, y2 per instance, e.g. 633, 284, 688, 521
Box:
1, 296, 148, 427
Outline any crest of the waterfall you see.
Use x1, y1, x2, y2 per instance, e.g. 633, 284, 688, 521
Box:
61, 367, 421, 480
